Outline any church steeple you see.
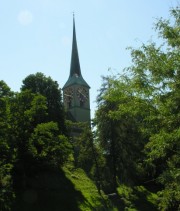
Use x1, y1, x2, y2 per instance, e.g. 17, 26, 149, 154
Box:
70, 15, 81, 77
63, 16, 90, 89
63, 16, 90, 123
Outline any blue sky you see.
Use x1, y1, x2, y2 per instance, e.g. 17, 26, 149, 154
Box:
0, 0, 178, 118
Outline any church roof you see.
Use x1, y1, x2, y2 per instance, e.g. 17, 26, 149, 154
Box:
63, 16, 90, 89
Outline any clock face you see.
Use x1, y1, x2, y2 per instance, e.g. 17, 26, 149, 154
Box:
76, 87, 88, 102
64, 88, 74, 103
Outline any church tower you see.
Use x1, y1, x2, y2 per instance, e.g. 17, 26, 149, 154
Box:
63, 16, 90, 123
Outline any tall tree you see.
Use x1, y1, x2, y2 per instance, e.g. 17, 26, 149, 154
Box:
133, 8, 180, 210
21, 72, 66, 134
8, 90, 48, 189
95, 8, 180, 209
95, 76, 147, 192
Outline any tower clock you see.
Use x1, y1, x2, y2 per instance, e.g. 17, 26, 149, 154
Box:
64, 88, 74, 108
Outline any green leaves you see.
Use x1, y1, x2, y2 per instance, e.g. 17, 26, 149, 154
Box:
21, 72, 66, 133
128, 7, 180, 210
0, 81, 15, 210
0, 80, 12, 98
156, 7, 180, 47
95, 76, 146, 188
94, 7, 180, 209
28, 122, 72, 167
0, 73, 71, 209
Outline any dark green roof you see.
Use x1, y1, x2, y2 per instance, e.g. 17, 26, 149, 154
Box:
63, 75, 90, 88
70, 17, 81, 78
63, 16, 90, 89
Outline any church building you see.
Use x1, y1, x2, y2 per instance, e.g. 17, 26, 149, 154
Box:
63, 16, 91, 123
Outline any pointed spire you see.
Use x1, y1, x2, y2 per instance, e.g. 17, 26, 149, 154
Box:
63, 15, 90, 89
69, 15, 82, 77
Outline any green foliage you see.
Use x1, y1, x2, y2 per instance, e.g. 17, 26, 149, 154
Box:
95, 76, 146, 190
137, 8, 180, 210
94, 7, 180, 210
126, 7, 180, 210
0, 164, 14, 211
116, 185, 158, 211
72, 124, 97, 172
28, 122, 72, 167
0, 81, 15, 210
0, 76, 71, 210
8, 90, 48, 163
0, 80, 12, 98
21, 72, 66, 134
75, 126, 95, 172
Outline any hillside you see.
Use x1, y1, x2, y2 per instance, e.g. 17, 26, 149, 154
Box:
12, 166, 115, 211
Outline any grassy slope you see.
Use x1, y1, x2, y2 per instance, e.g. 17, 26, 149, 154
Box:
115, 184, 158, 211
12, 165, 158, 211
63, 167, 115, 211
12, 166, 116, 211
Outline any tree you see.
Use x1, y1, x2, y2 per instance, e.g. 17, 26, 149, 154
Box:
122, 7, 180, 210
1, 77, 72, 209
95, 8, 180, 209
95, 76, 147, 192
0, 81, 14, 210
140, 8, 180, 210
28, 122, 72, 168
0, 80, 12, 98
9, 90, 48, 152
21, 72, 66, 134
8, 90, 48, 190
